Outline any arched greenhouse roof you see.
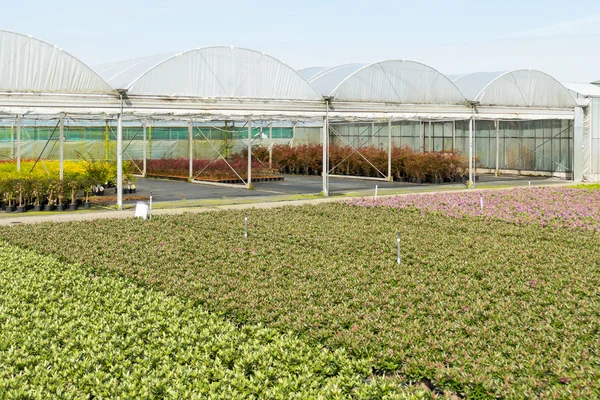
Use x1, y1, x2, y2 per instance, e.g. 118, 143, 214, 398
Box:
0, 30, 113, 94
453, 70, 577, 108
297, 67, 328, 81
93, 52, 179, 91
561, 81, 600, 98
101, 46, 322, 101
309, 61, 466, 104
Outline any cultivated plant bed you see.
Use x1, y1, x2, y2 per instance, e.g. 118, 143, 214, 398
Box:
0, 243, 428, 398
268, 144, 469, 183
0, 159, 135, 212
2, 189, 599, 399
143, 145, 468, 184
143, 157, 281, 182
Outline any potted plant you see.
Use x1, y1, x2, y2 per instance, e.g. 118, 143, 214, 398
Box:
44, 181, 56, 211
82, 178, 93, 209
15, 179, 26, 213
3, 179, 16, 212
67, 177, 80, 211
32, 180, 44, 211
55, 180, 65, 211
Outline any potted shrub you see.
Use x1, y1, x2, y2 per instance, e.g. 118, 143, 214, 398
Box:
44, 181, 56, 211
32, 180, 44, 211
3, 179, 16, 212
15, 179, 26, 213
55, 180, 65, 211
82, 177, 93, 209
67, 177, 80, 211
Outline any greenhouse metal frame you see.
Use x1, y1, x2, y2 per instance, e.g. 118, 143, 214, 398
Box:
0, 29, 587, 210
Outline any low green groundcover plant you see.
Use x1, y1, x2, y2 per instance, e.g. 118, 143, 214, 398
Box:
1, 202, 599, 398
0, 242, 430, 399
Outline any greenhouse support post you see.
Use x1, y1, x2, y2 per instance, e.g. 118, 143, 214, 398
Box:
387, 119, 392, 181
104, 121, 109, 161
419, 121, 424, 152
10, 121, 14, 160
468, 118, 473, 187
59, 116, 64, 180
495, 120, 500, 176
322, 114, 329, 196
371, 121, 375, 147
268, 121, 273, 169
247, 120, 252, 189
428, 120, 432, 152
142, 122, 147, 177
116, 113, 123, 210
188, 120, 193, 180
452, 120, 456, 150
16, 115, 21, 172
292, 121, 296, 148
573, 107, 584, 182
148, 122, 152, 159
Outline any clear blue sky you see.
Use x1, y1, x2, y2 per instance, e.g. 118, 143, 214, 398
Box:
4, 0, 600, 81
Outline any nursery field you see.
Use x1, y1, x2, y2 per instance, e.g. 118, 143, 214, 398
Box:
1, 187, 599, 398
0, 243, 424, 398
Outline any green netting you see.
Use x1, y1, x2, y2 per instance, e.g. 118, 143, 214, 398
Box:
0, 121, 573, 174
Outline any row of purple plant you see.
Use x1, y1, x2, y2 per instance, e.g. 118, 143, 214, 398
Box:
346, 186, 600, 231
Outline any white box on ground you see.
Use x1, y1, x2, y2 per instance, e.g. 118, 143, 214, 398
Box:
135, 201, 149, 220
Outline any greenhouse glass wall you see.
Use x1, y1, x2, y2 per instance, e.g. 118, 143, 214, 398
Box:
327, 119, 573, 174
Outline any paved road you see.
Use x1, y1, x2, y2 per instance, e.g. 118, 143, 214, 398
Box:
133, 174, 563, 203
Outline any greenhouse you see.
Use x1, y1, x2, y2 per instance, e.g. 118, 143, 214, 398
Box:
452, 70, 580, 178
0, 29, 589, 210
563, 81, 600, 182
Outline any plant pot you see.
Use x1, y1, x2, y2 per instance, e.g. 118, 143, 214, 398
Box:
5, 206, 14, 213
68, 203, 78, 211
34, 205, 43, 212
16, 206, 26, 213
56, 204, 65, 211
83, 202, 91, 209
44, 204, 55, 212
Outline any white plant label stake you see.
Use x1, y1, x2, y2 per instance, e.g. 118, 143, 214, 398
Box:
244, 213, 248, 239
375, 185, 378, 199
480, 193, 484, 210
396, 232, 401, 265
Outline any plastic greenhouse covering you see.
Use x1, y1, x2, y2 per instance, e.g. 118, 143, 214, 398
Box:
297, 67, 328, 81
93, 52, 179, 90
98, 47, 322, 100
0, 30, 112, 94
453, 70, 577, 108
310, 61, 465, 104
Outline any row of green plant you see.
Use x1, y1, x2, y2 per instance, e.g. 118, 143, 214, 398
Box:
2, 203, 598, 398
0, 242, 431, 398
0, 159, 132, 210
